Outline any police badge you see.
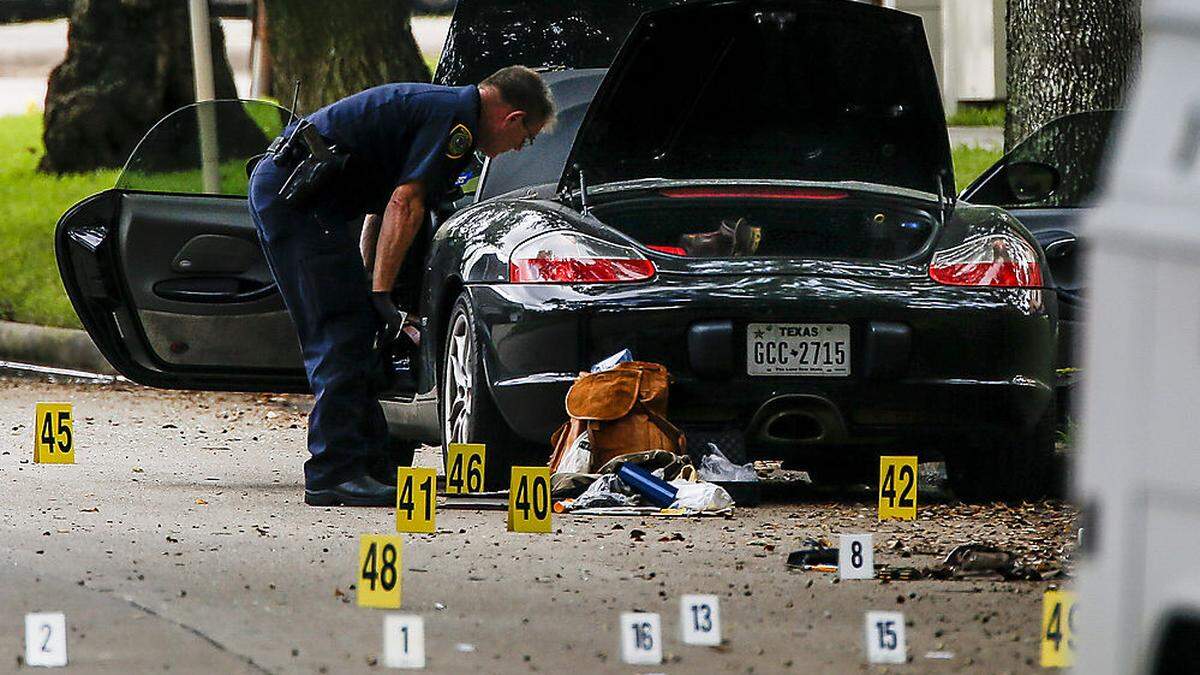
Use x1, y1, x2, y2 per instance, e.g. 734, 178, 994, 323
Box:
446, 123, 473, 159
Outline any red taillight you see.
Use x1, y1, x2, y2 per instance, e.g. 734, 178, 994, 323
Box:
647, 245, 687, 256
509, 231, 656, 283
929, 233, 1043, 288
659, 186, 848, 200
509, 258, 657, 283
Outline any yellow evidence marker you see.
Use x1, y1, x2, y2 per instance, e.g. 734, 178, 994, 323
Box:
357, 535, 403, 608
1040, 589, 1076, 668
34, 403, 74, 464
395, 467, 437, 534
878, 456, 917, 521
445, 443, 485, 494
508, 466, 552, 533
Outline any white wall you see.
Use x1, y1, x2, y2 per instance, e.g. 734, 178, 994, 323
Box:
896, 0, 1006, 108
950, 0, 1005, 101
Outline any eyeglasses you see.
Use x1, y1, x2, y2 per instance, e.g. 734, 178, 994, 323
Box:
519, 118, 536, 149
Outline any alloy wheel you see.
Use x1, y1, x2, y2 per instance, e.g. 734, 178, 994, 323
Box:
442, 310, 474, 446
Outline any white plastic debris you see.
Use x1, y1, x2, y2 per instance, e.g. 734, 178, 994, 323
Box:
590, 349, 634, 372
697, 444, 757, 482
570, 473, 640, 510
668, 481, 733, 511
557, 431, 592, 474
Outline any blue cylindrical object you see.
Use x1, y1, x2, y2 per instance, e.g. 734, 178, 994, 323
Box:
617, 462, 679, 508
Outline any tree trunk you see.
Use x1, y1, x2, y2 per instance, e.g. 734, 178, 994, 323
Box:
262, 0, 429, 115
39, 0, 243, 174
1005, 0, 1141, 151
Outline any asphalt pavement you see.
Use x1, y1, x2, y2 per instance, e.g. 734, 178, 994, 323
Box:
0, 369, 1078, 673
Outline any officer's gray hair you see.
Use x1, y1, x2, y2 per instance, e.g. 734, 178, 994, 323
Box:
481, 66, 557, 132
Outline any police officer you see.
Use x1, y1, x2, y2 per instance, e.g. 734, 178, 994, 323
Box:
248, 66, 556, 506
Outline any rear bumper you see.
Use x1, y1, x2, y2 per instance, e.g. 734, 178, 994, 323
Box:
466, 273, 1057, 451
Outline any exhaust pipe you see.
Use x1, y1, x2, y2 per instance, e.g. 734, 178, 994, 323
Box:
762, 410, 825, 442
749, 395, 847, 445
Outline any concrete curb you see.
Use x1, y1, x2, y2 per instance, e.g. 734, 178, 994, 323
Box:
0, 319, 116, 375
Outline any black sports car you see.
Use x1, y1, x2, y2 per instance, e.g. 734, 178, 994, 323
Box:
55, 0, 1062, 498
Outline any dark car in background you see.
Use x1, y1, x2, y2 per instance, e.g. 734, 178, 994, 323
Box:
55, 0, 1060, 498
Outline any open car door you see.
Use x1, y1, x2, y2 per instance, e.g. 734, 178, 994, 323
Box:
55, 99, 310, 392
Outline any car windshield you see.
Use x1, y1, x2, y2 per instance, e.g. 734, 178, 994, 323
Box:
117, 99, 288, 197
962, 110, 1118, 208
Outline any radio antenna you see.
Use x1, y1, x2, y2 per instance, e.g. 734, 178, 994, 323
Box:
288, 79, 301, 125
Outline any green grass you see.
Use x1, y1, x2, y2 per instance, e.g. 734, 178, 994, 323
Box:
122, 159, 252, 196
947, 103, 1006, 128
0, 112, 116, 328
951, 144, 1002, 193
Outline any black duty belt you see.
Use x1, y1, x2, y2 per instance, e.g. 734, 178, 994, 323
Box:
271, 120, 350, 208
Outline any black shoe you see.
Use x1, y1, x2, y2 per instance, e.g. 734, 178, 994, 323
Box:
304, 475, 397, 506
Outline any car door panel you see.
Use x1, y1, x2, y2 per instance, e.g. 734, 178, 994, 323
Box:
52, 99, 328, 392
57, 188, 311, 392
115, 193, 301, 370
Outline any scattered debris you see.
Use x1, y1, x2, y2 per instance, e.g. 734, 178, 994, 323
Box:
785, 546, 838, 570
698, 444, 757, 482
670, 480, 733, 511
569, 507, 731, 517
618, 462, 679, 508
571, 474, 640, 511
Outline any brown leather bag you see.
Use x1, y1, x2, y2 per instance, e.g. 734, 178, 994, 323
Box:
548, 362, 686, 473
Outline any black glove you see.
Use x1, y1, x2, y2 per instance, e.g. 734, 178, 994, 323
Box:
370, 291, 407, 343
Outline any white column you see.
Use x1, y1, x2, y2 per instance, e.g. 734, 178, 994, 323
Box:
189, 0, 221, 194
939, 0, 959, 117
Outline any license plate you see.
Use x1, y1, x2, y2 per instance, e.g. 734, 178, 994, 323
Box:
747, 323, 850, 376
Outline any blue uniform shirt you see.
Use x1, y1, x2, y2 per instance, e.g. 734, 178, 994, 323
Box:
303, 83, 481, 218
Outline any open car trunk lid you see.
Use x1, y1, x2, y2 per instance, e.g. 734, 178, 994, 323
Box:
558, 0, 955, 198
433, 0, 681, 86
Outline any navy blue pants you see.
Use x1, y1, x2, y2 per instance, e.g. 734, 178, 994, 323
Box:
248, 160, 387, 489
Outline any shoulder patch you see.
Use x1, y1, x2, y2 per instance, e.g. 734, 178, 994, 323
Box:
446, 123, 473, 160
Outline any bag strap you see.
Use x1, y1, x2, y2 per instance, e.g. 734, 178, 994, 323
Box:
637, 401, 686, 455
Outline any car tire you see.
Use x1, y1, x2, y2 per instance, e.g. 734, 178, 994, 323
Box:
947, 402, 1056, 501
439, 293, 540, 489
